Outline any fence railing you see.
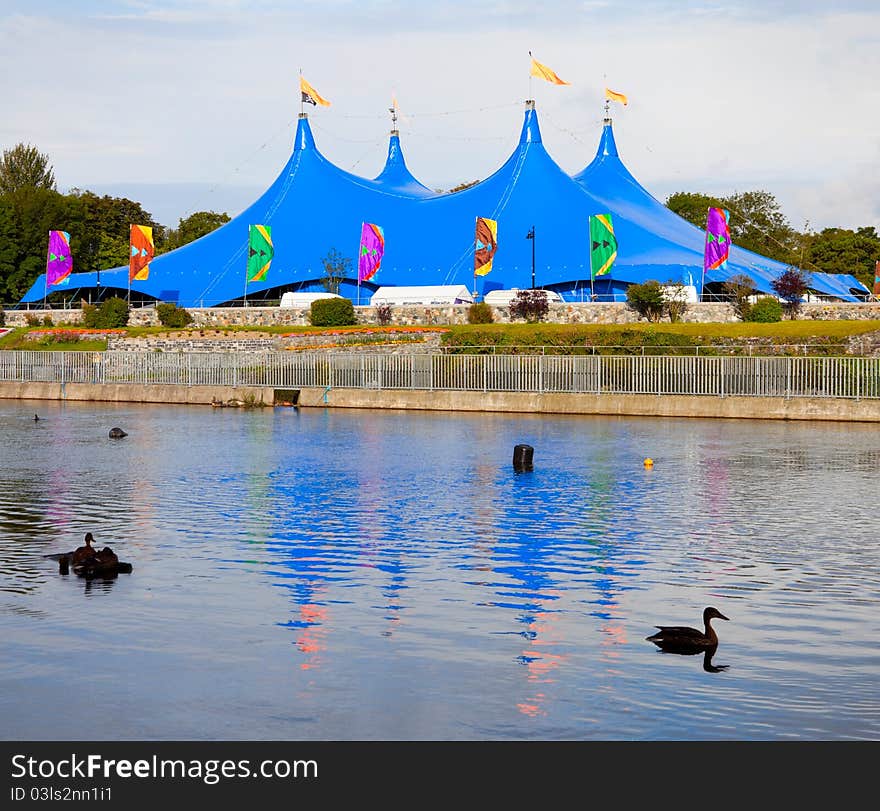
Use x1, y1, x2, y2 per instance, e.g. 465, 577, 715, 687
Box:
2, 350, 879, 400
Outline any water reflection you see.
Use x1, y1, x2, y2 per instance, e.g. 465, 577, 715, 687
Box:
2, 403, 880, 740
650, 643, 730, 674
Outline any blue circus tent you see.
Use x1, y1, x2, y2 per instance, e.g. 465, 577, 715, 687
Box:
572, 118, 869, 302
21, 103, 868, 306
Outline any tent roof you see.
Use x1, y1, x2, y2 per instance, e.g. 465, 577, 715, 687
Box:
20, 105, 865, 306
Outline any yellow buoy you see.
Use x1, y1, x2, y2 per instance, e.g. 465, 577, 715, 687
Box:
643, 457, 654, 468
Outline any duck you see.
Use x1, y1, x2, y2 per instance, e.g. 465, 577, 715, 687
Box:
646, 606, 729, 654
71, 532, 97, 566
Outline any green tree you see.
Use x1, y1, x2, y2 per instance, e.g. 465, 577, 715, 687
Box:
161, 210, 231, 253
625, 280, 666, 322
666, 189, 798, 263
723, 273, 757, 321
723, 190, 798, 263
67, 189, 164, 275
0, 143, 56, 195
0, 186, 80, 301
804, 226, 880, 290
665, 192, 723, 229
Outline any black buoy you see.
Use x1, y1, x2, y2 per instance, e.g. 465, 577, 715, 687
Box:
109, 427, 128, 439
513, 443, 534, 472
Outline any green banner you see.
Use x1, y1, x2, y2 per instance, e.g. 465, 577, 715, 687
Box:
589, 214, 617, 279
247, 224, 274, 282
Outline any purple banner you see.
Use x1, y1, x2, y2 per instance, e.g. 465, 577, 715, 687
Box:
46, 230, 73, 286
703, 208, 730, 272
358, 222, 385, 282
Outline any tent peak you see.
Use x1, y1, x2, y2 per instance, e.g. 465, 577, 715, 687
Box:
596, 118, 618, 158
519, 100, 542, 144
294, 113, 315, 151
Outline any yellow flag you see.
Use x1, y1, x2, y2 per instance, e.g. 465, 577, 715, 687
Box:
529, 53, 570, 86
300, 75, 330, 107
605, 87, 628, 106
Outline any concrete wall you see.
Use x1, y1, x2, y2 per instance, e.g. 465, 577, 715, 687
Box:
4, 380, 880, 422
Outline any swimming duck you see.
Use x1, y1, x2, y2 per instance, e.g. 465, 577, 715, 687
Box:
646, 606, 729, 653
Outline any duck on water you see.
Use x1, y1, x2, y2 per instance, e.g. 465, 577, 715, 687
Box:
646, 607, 729, 654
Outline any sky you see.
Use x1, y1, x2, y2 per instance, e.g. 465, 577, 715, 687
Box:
1, 1, 878, 232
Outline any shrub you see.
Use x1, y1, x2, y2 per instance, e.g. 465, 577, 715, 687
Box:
770, 268, 811, 319
509, 289, 549, 323
663, 281, 690, 323
723, 273, 756, 321
82, 296, 129, 328
25, 312, 41, 326
467, 301, 494, 324
310, 296, 356, 327
42, 315, 54, 326
0, 306, 4, 326
746, 296, 783, 323
156, 302, 194, 328
626, 280, 665, 322
375, 304, 393, 326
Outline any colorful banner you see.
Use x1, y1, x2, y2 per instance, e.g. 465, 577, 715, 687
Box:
529, 52, 569, 86
589, 214, 617, 278
474, 217, 498, 276
358, 222, 385, 282
605, 87, 628, 106
129, 225, 154, 282
703, 207, 731, 272
46, 230, 72, 286
874, 261, 880, 298
246, 225, 274, 282
300, 76, 330, 107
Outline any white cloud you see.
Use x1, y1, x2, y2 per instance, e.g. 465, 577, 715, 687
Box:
0, 3, 877, 230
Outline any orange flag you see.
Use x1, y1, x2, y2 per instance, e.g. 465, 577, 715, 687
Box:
129, 225, 154, 282
529, 53, 570, 86
605, 87, 628, 106
300, 75, 330, 107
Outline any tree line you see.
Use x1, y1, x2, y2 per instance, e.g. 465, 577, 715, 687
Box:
0, 143, 229, 302
1, 142, 877, 304
666, 190, 879, 290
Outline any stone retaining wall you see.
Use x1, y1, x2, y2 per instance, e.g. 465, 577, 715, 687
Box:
6, 300, 880, 328
105, 331, 446, 353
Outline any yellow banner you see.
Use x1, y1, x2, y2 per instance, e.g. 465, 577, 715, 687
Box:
605, 87, 628, 106
529, 55, 570, 86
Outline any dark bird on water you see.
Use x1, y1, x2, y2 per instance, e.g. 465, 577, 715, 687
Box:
34, 414, 40, 421
109, 427, 128, 438
646, 606, 729, 653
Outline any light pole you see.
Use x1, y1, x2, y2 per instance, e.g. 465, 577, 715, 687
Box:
526, 226, 535, 289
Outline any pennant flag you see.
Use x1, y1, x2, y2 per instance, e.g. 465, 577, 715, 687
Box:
246, 225, 274, 282
474, 217, 498, 276
300, 75, 330, 107
873, 261, 880, 298
529, 52, 570, 86
589, 214, 618, 279
605, 87, 628, 106
46, 230, 73, 286
358, 222, 385, 282
703, 207, 731, 272
129, 224, 155, 282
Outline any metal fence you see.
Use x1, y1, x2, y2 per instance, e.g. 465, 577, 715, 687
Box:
2, 349, 880, 400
